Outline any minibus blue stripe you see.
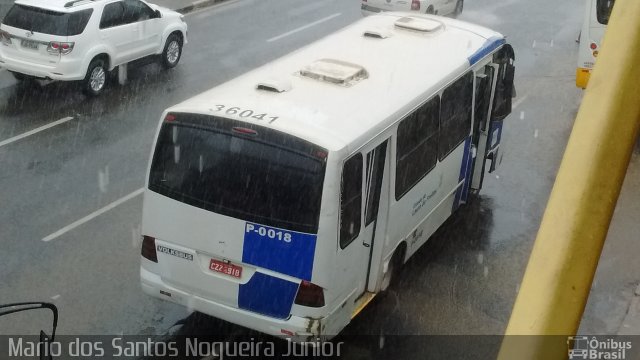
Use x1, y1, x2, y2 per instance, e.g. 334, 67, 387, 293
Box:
242, 222, 316, 281
460, 139, 475, 204
238, 272, 298, 319
468, 36, 506, 65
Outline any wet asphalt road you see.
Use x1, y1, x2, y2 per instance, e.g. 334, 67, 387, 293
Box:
0, 0, 638, 357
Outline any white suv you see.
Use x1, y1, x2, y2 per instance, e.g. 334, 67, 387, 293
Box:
0, 0, 187, 95
361, 0, 463, 17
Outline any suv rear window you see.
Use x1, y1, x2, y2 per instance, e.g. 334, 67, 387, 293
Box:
3, 5, 93, 36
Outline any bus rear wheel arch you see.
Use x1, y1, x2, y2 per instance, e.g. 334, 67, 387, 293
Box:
381, 243, 406, 292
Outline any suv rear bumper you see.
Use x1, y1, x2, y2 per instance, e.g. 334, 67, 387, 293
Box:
0, 51, 85, 81
140, 266, 328, 341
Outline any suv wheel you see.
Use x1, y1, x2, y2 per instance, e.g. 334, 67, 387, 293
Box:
162, 34, 183, 69
83, 59, 107, 96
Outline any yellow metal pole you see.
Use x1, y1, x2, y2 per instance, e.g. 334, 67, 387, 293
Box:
498, 0, 640, 358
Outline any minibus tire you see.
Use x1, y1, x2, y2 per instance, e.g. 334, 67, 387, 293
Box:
381, 249, 404, 292
10, 71, 29, 81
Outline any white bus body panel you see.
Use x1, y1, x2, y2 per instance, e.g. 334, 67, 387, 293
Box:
140, 13, 509, 339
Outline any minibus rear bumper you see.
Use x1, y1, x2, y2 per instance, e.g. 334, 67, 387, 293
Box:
141, 266, 328, 341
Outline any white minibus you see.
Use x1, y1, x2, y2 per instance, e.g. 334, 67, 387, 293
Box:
140, 12, 515, 340
577, 0, 615, 88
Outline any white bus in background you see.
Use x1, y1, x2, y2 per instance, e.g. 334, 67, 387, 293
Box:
139, 13, 515, 340
577, 0, 615, 88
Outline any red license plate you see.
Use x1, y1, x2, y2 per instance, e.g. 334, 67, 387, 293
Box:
209, 259, 242, 278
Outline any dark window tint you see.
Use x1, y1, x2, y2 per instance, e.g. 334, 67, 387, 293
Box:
474, 66, 494, 132
365, 141, 387, 226
123, 0, 155, 23
596, 0, 615, 25
439, 72, 473, 160
67, 9, 93, 35
395, 96, 439, 199
3, 5, 92, 36
491, 45, 516, 121
340, 154, 363, 248
149, 114, 327, 234
100, 2, 126, 29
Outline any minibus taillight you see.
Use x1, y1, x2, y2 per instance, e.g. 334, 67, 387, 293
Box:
232, 127, 258, 136
294, 281, 324, 307
141, 235, 158, 263
411, 0, 420, 10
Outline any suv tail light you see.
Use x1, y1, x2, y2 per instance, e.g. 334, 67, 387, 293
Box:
294, 281, 324, 307
47, 41, 75, 55
0, 30, 12, 45
411, 0, 420, 10
141, 235, 158, 263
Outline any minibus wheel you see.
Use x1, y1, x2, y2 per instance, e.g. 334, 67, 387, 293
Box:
426, 6, 435, 14
10, 72, 30, 81
381, 248, 404, 292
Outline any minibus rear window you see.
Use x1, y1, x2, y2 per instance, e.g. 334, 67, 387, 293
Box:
596, 0, 615, 25
3, 5, 93, 36
148, 113, 327, 234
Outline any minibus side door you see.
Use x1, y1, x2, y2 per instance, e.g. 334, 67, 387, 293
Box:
470, 44, 515, 191
337, 139, 390, 304
362, 140, 390, 293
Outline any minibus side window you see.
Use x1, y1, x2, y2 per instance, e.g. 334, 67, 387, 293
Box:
340, 154, 363, 249
395, 96, 440, 200
439, 72, 474, 161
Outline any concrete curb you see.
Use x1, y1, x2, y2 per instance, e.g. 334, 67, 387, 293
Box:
175, 0, 228, 14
